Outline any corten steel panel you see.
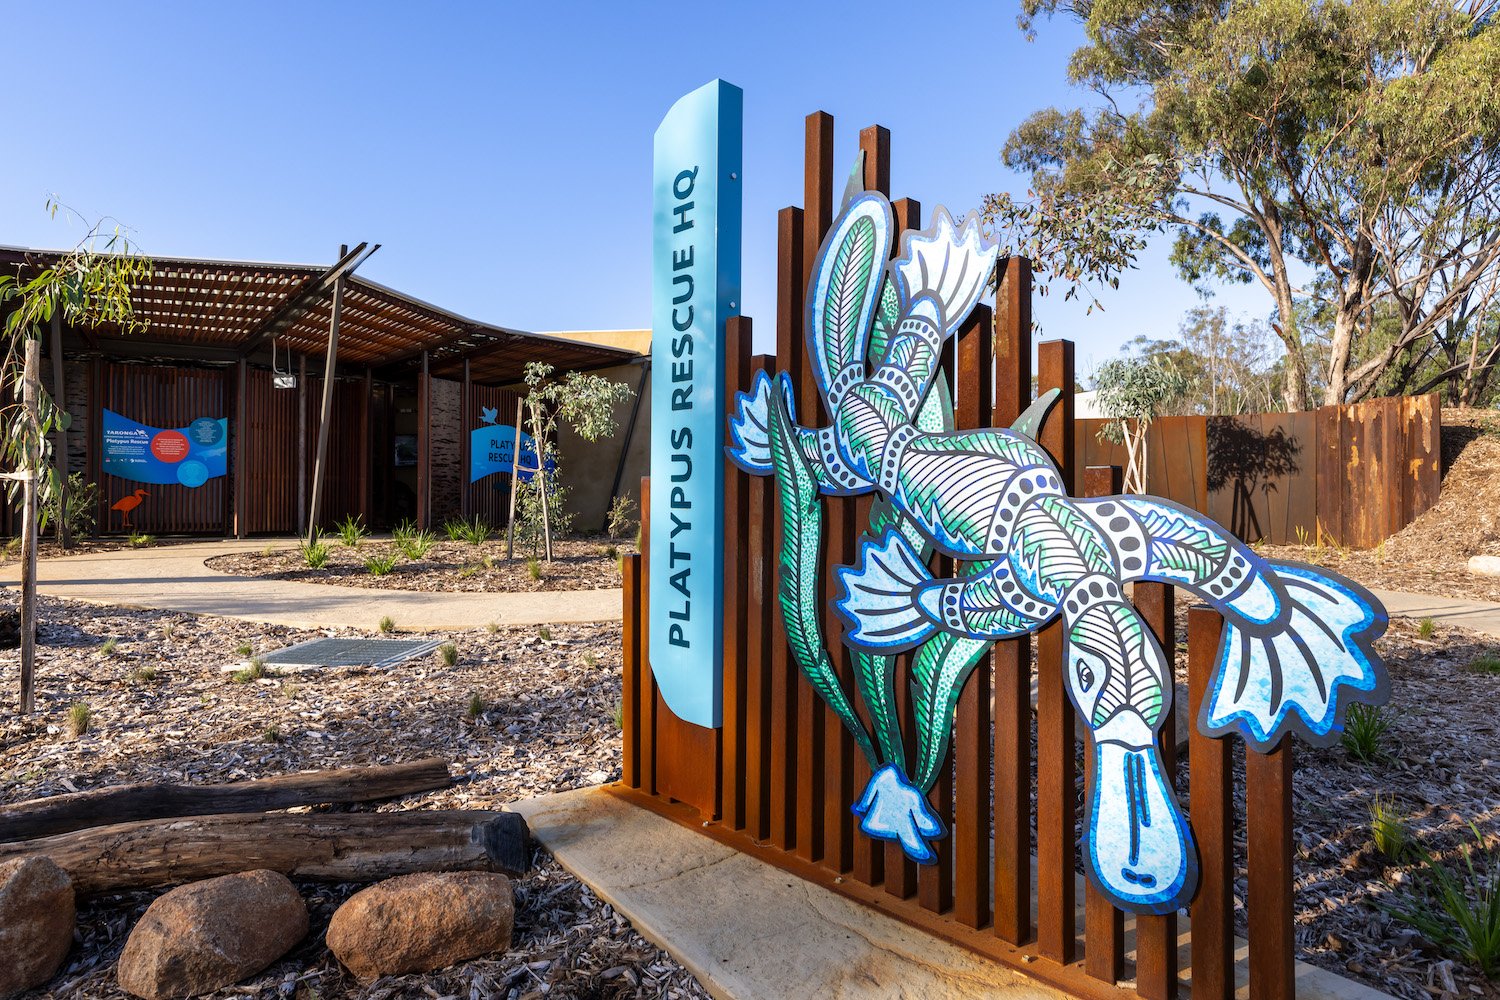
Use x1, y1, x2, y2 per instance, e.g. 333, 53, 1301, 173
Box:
1188, 607, 1234, 1000
721, 316, 752, 832
1133, 581, 1179, 1000
98, 363, 226, 535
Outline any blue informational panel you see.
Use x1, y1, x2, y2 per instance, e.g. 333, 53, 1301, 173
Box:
648, 79, 742, 729
469, 424, 549, 484
101, 409, 227, 488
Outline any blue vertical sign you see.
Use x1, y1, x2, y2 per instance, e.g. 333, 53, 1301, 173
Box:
649, 80, 742, 729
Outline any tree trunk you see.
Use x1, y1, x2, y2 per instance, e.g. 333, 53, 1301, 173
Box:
18, 338, 40, 715
0, 809, 530, 896
0, 758, 452, 842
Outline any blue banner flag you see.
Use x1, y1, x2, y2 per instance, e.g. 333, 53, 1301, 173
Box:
648, 79, 742, 729
469, 424, 550, 483
101, 409, 227, 488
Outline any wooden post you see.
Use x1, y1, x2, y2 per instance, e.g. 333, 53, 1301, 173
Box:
1133, 579, 1179, 1000
48, 313, 69, 547
359, 368, 372, 524
460, 360, 470, 521
296, 355, 307, 538
1248, 740, 1295, 1000
88, 358, 103, 533
1189, 607, 1234, 1000
417, 350, 430, 530
234, 359, 248, 538
306, 246, 346, 545
18, 338, 41, 713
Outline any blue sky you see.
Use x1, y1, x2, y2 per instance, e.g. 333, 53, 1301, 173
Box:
1, 2, 1269, 378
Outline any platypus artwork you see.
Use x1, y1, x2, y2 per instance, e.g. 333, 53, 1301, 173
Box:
726, 161, 1389, 916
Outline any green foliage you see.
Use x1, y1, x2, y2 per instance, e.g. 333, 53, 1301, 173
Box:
263, 724, 282, 743
126, 529, 154, 548
66, 702, 91, 737
300, 538, 330, 569
231, 658, 268, 684
1469, 656, 1500, 675
1370, 795, 1412, 862
1388, 825, 1500, 977
395, 529, 435, 560
538, 625, 552, 641
447, 517, 491, 545
485, 621, 500, 634
611, 697, 624, 731
989, 0, 1500, 409
466, 691, 484, 720
99, 637, 118, 657
41, 473, 98, 543
526, 556, 542, 581
234, 642, 252, 657
439, 643, 457, 667
130, 664, 160, 684
364, 552, 398, 576
0, 210, 151, 520
378, 615, 395, 633
391, 519, 417, 543
1342, 703, 1391, 763
606, 495, 636, 540
1093, 356, 1191, 493
1419, 617, 1436, 640
603, 544, 618, 561
334, 515, 367, 547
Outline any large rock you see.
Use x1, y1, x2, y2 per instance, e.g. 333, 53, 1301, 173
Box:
327, 872, 514, 980
116, 869, 307, 1000
0, 856, 75, 998
1469, 554, 1500, 577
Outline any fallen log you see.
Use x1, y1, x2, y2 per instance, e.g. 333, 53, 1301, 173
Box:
0, 810, 529, 895
0, 758, 453, 842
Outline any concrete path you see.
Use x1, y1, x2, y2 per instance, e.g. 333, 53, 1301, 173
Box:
1371, 588, 1500, 640
515, 786, 1393, 1000
0, 540, 622, 631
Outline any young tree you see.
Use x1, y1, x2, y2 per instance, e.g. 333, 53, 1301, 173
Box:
985, 0, 1500, 409
506, 361, 634, 560
0, 210, 149, 713
1093, 356, 1191, 494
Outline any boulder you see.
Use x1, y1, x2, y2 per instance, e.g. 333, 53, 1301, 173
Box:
326, 872, 514, 980
116, 869, 307, 1000
0, 856, 75, 998
1469, 554, 1500, 577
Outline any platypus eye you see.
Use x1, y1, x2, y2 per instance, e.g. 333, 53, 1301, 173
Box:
1076, 659, 1095, 692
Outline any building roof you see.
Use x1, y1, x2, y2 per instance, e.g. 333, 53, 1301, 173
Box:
0, 245, 639, 385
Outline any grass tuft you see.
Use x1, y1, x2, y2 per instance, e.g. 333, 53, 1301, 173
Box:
364, 552, 399, 577
100, 637, 119, 657
1342, 703, 1390, 763
1419, 617, 1436, 640
378, 615, 396, 634
446, 517, 491, 545
131, 664, 160, 684
335, 514, 369, 547
1469, 656, 1500, 676
395, 529, 436, 560
300, 536, 330, 569
538, 625, 553, 642
264, 724, 282, 743
486, 621, 500, 634
234, 642, 253, 657
439, 643, 458, 667
126, 529, 154, 548
466, 691, 484, 720
1370, 794, 1412, 862
1388, 824, 1500, 978
232, 658, 268, 684
526, 556, 543, 582
66, 702, 91, 737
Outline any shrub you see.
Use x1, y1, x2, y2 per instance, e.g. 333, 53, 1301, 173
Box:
42, 472, 99, 542
1370, 795, 1411, 862
1342, 703, 1390, 763
378, 615, 396, 634
439, 643, 458, 667
612, 698, 624, 730
66, 702, 91, 737
1388, 825, 1500, 978
364, 552, 399, 576
335, 515, 368, 547
126, 529, 154, 548
607, 495, 637, 540
456, 518, 491, 545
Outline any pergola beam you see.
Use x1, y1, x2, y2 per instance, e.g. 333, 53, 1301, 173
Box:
236, 242, 373, 359
305, 246, 349, 545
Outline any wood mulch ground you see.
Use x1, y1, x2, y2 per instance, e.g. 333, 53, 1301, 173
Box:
2, 593, 1497, 998
206, 536, 635, 594
0, 595, 705, 1000
1261, 407, 1500, 605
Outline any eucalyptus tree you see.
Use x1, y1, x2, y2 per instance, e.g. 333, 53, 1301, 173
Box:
0, 208, 149, 713
985, 0, 1500, 409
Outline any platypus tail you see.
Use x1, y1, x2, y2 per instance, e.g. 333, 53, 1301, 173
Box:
834, 527, 940, 651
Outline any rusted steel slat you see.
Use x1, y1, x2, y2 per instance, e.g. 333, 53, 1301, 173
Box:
745, 356, 777, 842
1083, 466, 1125, 983
622, 553, 642, 789
992, 258, 1033, 947
1035, 339, 1076, 964
639, 476, 657, 796
1247, 740, 1295, 1000
720, 317, 752, 830
1188, 606, 1233, 1000
1133, 580, 1179, 1000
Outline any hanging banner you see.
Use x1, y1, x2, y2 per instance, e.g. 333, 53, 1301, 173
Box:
101, 409, 227, 488
468, 423, 550, 483
648, 79, 742, 729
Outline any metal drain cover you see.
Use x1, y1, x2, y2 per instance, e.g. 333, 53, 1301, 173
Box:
260, 637, 443, 669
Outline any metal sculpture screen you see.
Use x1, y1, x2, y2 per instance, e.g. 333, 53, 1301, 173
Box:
725, 162, 1390, 916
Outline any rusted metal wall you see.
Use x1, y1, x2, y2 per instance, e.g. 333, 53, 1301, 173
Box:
1075, 394, 1441, 548
462, 383, 523, 528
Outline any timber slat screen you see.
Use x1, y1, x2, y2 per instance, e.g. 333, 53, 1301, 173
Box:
1076, 394, 1440, 549
461, 383, 523, 527
619, 115, 1303, 1000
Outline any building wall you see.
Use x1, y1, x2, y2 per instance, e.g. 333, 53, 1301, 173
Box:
552, 360, 650, 535
429, 376, 462, 526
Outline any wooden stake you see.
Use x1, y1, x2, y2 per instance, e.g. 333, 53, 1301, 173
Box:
306, 245, 346, 545
19, 337, 40, 715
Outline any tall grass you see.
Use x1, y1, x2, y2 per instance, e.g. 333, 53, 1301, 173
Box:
1389, 825, 1500, 977
1342, 703, 1390, 763
335, 514, 368, 547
